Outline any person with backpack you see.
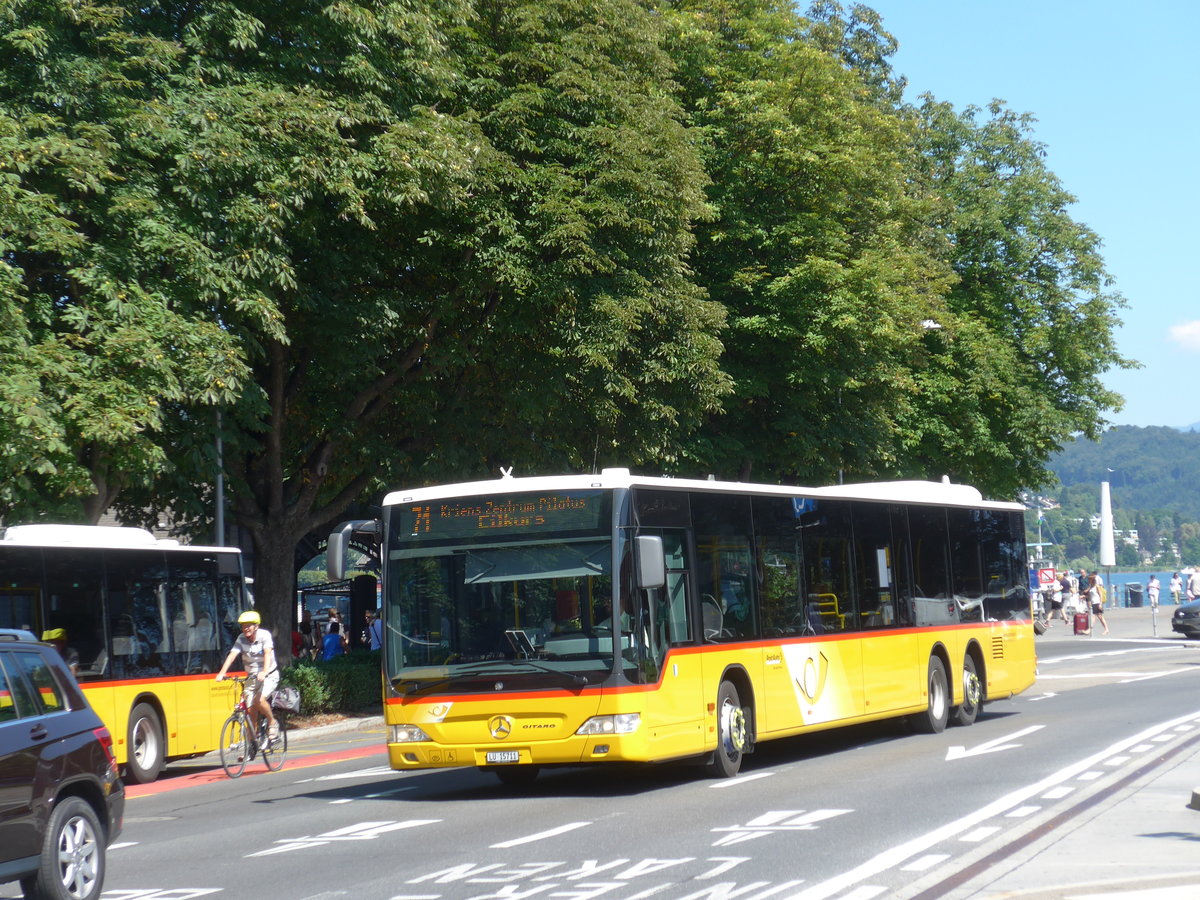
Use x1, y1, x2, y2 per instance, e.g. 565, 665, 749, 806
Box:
1088, 573, 1109, 635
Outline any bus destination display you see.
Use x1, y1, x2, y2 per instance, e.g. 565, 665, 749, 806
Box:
403, 491, 609, 542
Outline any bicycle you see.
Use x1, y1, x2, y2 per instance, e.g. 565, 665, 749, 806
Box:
218, 676, 288, 778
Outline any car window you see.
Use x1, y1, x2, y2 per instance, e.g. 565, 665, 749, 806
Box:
8, 650, 66, 714
0, 654, 40, 720
0, 658, 18, 724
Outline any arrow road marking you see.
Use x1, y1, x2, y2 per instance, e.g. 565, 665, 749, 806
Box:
946, 725, 1045, 761
247, 819, 440, 856
711, 809, 852, 846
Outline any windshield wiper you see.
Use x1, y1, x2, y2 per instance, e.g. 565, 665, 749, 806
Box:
509, 660, 588, 688
395, 660, 588, 694
394, 661, 506, 695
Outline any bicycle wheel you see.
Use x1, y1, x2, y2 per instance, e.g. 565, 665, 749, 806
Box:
262, 719, 288, 772
219, 713, 249, 778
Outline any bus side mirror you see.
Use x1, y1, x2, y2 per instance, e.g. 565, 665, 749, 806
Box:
327, 520, 379, 582
636, 536, 666, 591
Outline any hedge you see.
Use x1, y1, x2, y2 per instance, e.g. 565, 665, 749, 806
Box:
281, 650, 383, 714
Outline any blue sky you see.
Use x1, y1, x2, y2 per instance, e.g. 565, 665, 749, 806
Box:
864, 1, 1200, 429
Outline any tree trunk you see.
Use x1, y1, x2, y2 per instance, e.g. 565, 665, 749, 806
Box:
249, 524, 302, 667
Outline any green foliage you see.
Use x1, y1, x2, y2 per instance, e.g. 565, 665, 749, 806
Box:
283, 653, 382, 714
662, 0, 953, 484
2, 0, 1132, 636
899, 99, 1135, 495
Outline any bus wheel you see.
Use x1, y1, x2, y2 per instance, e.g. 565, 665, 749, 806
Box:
911, 657, 949, 734
708, 681, 747, 778
952, 654, 982, 727
491, 766, 540, 786
125, 703, 165, 784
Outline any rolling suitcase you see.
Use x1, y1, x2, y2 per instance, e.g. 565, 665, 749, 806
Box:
1074, 612, 1090, 635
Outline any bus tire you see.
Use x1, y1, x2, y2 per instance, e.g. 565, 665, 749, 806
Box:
911, 656, 949, 734
951, 654, 982, 727
125, 703, 165, 784
707, 680, 748, 778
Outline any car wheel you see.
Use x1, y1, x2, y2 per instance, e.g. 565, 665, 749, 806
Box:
125, 702, 164, 784
21, 796, 105, 900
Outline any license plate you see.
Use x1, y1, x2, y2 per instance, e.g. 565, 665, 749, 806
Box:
486, 750, 520, 764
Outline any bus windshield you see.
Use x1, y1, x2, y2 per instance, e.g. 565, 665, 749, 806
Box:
385, 490, 619, 690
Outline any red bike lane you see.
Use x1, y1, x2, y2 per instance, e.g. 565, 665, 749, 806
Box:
125, 743, 386, 798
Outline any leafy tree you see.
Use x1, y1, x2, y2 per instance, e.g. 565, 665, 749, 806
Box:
661, 0, 953, 484
895, 99, 1134, 496
0, 0, 248, 521
99, 0, 727, 644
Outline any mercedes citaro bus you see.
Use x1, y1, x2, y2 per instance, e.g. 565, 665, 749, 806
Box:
328, 469, 1036, 782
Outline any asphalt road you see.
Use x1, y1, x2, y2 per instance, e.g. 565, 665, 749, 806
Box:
16, 630, 1200, 900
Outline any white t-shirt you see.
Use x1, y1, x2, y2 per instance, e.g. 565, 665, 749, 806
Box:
233, 628, 276, 676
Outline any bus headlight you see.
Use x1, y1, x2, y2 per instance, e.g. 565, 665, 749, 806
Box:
576, 713, 640, 736
390, 725, 432, 743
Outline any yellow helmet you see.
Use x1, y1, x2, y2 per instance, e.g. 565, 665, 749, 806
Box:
237, 610, 261, 625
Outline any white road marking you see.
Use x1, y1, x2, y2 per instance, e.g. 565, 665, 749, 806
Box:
296, 765, 396, 783
490, 821, 592, 848
103, 892, 222, 899
779, 710, 1200, 900
711, 771, 775, 788
945, 725, 1045, 760
712, 809, 852, 846
248, 820, 440, 856
959, 827, 1001, 843
331, 786, 414, 804
1004, 806, 1040, 818
901, 854, 950, 872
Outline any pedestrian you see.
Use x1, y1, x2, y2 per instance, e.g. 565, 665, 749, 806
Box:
1067, 570, 1080, 614
1088, 572, 1109, 635
1147, 574, 1161, 610
1170, 572, 1183, 604
1190, 571, 1200, 603
298, 608, 317, 660
1049, 576, 1068, 623
327, 608, 343, 638
322, 620, 347, 660
365, 610, 383, 651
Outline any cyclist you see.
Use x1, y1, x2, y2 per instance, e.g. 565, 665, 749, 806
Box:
216, 610, 279, 746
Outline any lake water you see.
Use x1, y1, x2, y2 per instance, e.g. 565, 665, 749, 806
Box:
1038, 569, 1192, 607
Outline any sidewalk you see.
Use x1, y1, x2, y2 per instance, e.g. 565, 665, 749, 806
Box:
947, 605, 1200, 898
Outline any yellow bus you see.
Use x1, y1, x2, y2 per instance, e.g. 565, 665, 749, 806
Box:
329, 470, 1036, 782
0, 524, 250, 782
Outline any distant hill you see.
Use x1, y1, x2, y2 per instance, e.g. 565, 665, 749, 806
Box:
1048, 426, 1200, 519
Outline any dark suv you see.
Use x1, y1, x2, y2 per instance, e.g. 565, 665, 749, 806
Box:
0, 629, 124, 900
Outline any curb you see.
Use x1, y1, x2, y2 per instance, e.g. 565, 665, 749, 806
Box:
288, 714, 384, 743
